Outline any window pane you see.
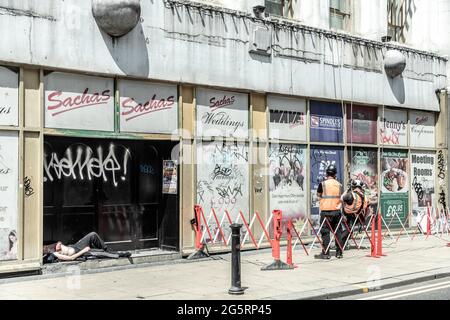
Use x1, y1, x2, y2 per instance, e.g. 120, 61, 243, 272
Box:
265, 0, 283, 15
330, 12, 344, 29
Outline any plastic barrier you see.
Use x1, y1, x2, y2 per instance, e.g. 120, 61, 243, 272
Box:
261, 210, 294, 270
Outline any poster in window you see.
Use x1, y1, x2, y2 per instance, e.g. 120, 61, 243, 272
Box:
119, 80, 178, 134
346, 104, 377, 144
409, 111, 435, 148
196, 141, 249, 241
196, 88, 248, 138
349, 148, 378, 216
310, 146, 344, 233
269, 144, 307, 222
410, 152, 435, 229
379, 108, 407, 146
0, 131, 18, 261
380, 150, 409, 228
310, 100, 343, 143
162, 160, 178, 194
44, 72, 114, 131
268, 96, 307, 141
0, 66, 19, 126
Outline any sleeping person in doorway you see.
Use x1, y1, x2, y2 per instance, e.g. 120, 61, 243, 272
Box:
43, 232, 131, 263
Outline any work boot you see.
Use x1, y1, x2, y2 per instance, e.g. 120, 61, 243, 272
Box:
118, 251, 131, 258
314, 252, 331, 260
335, 252, 343, 259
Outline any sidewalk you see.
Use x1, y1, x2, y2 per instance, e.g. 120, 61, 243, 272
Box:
1, 235, 450, 300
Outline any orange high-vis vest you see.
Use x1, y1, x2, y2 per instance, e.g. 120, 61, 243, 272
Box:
344, 191, 368, 215
319, 179, 343, 211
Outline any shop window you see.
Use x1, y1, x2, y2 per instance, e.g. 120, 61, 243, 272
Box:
380, 150, 409, 228
310, 146, 344, 233
346, 104, 377, 145
43, 137, 179, 251
349, 148, 378, 216
310, 100, 344, 143
268, 95, 307, 141
409, 111, 435, 148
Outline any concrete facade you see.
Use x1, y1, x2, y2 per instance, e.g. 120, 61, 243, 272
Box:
0, 0, 448, 276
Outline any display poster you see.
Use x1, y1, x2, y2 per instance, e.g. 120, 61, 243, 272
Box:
310, 146, 344, 233
346, 104, 377, 144
310, 100, 343, 143
119, 80, 178, 134
44, 72, 114, 131
0, 131, 18, 261
196, 141, 249, 240
196, 88, 248, 138
268, 96, 307, 141
379, 108, 407, 146
0, 66, 19, 126
349, 149, 378, 216
409, 111, 435, 148
162, 160, 178, 194
380, 150, 409, 228
269, 144, 307, 222
410, 152, 435, 229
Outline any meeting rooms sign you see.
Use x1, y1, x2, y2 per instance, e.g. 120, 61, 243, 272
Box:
0, 66, 19, 126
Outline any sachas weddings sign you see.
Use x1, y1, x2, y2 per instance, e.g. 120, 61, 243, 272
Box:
45, 72, 114, 131
0, 66, 18, 126
196, 88, 248, 138
119, 80, 178, 134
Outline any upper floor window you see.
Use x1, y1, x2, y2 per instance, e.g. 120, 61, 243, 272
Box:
387, 0, 406, 43
329, 0, 351, 31
264, 0, 293, 18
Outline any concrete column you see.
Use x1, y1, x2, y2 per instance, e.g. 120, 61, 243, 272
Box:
180, 86, 196, 252
250, 93, 269, 243
22, 69, 43, 263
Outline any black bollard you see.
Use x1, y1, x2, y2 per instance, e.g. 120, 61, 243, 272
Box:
228, 223, 244, 295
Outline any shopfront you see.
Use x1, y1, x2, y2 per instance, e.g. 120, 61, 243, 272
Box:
43, 72, 180, 252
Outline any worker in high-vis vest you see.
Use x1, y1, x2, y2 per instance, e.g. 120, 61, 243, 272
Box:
314, 164, 344, 260
341, 180, 369, 250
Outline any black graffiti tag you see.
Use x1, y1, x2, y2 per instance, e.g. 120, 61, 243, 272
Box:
24, 176, 35, 198
412, 176, 424, 202
439, 189, 447, 211
216, 185, 243, 198
211, 164, 232, 180
438, 150, 446, 180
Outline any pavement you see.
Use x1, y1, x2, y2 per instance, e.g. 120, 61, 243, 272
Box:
1, 234, 450, 300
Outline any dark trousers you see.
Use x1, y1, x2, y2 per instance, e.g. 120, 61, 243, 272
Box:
71, 232, 107, 253
341, 214, 357, 248
320, 211, 343, 255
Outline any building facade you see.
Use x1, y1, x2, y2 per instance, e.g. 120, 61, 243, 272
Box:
0, 0, 448, 275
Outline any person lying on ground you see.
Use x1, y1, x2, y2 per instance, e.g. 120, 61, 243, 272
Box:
43, 232, 131, 262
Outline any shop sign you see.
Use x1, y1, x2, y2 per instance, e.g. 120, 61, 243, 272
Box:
310, 146, 344, 233
409, 111, 435, 148
44, 72, 114, 131
310, 101, 343, 143
0, 131, 18, 261
269, 144, 307, 221
410, 152, 435, 228
268, 96, 306, 141
196, 88, 248, 138
119, 80, 178, 134
0, 66, 18, 126
346, 105, 377, 144
162, 160, 178, 194
379, 108, 407, 146
196, 141, 249, 240
380, 150, 409, 228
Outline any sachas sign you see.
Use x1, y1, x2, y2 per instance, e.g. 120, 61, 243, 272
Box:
45, 72, 114, 131
119, 80, 178, 134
